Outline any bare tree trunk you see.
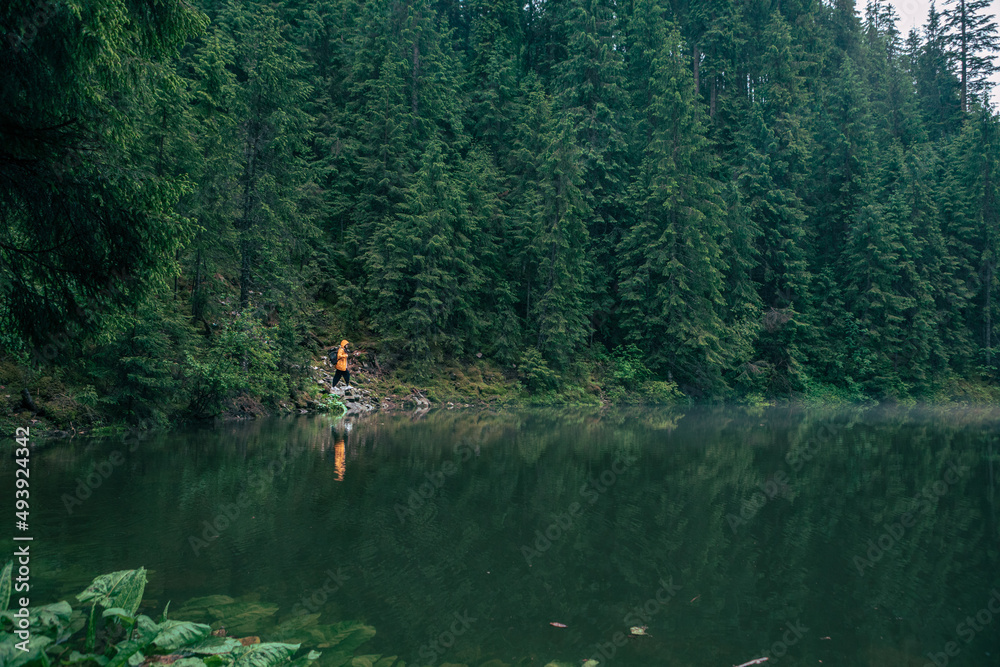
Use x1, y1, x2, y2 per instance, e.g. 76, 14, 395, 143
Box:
693, 44, 700, 96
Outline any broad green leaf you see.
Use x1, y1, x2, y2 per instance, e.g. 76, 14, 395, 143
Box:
102, 607, 137, 625
0, 633, 52, 667
0, 561, 11, 612
230, 641, 300, 667
203, 602, 279, 635
137, 615, 161, 636
172, 659, 211, 667
373, 656, 397, 667
128, 651, 145, 667
286, 650, 322, 667
34, 601, 73, 626
319, 649, 357, 667
185, 636, 245, 655
177, 595, 236, 611
153, 619, 213, 651
351, 655, 378, 667
106, 615, 160, 667
78, 569, 148, 616
203, 655, 236, 667
0, 601, 76, 635
273, 613, 322, 635
302, 621, 375, 651
66, 650, 110, 665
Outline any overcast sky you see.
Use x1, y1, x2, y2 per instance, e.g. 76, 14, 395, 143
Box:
891, 0, 1000, 91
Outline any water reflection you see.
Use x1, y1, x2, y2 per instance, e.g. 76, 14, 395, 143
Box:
2, 405, 998, 666
334, 434, 346, 482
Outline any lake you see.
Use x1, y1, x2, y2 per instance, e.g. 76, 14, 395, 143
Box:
4, 405, 999, 666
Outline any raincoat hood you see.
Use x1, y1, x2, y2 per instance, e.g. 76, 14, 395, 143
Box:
340, 339, 349, 347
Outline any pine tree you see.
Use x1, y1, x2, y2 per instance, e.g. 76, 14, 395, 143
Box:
363, 141, 485, 359
549, 0, 632, 343
862, 1, 925, 147
618, 24, 730, 392
508, 78, 592, 368
911, 3, 962, 138
0, 0, 206, 351
218, 1, 315, 312
466, 0, 524, 154
177, 30, 242, 333
941, 0, 1000, 111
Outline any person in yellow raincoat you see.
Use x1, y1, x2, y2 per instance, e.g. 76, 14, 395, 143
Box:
330, 339, 352, 388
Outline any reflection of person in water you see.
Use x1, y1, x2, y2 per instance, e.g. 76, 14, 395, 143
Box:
334, 434, 346, 482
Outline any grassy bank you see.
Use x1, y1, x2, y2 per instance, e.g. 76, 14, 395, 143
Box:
4, 333, 1000, 439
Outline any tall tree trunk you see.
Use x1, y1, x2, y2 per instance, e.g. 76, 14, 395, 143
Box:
238, 130, 260, 311
693, 44, 700, 95
192, 246, 203, 320
986, 260, 994, 367
961, 0, 968, 112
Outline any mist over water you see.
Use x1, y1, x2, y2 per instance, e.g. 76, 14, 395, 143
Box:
5, 406, 999, 666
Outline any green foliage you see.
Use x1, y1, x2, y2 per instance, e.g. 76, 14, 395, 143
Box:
519, 347, 561, 393
610, 344, 652, 388
186, 312, 284, 417
77, 569, 148, 618
0, 0, 206, 349
0, 567, 376, 667
5, 0, 1000, 413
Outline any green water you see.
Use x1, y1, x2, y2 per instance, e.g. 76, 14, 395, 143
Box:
3, 406, 999, 666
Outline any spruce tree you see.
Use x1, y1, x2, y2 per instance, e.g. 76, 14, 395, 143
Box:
549, 0, 631, 343
363, 141, 485, 359
941, 0, 1000, 111
912, 3, 962, 138
618, 23, 730, 392
217, 1, 315, 312
0, 0, 205, 351
509, 78, 592, 368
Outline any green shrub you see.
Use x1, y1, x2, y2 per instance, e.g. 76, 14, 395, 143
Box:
638, 380, 684, 404
519, 347, 561, 392
610, 344, 652, 388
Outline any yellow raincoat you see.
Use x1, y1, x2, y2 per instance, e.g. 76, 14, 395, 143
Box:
336, 340, 349, 371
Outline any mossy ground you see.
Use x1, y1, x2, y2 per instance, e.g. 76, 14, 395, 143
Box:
5, 334, 999, 437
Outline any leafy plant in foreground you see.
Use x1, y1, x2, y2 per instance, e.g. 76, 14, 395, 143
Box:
0, 565, 378, 667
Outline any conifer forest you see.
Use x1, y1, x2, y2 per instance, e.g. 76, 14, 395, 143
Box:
4, 0, 1000, 424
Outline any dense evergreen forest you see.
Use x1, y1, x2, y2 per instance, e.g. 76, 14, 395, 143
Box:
3, 0, 1000, 425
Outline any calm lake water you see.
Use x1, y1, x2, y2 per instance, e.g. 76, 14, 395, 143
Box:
4, 406, 1000, 666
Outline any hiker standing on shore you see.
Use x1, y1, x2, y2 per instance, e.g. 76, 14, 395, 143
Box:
330, 339, 352, 389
